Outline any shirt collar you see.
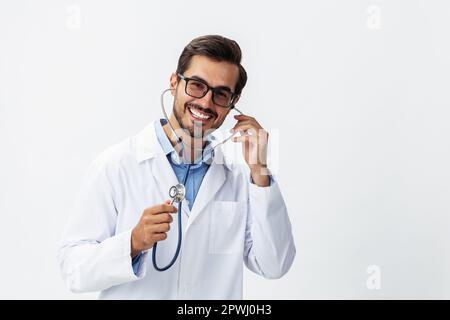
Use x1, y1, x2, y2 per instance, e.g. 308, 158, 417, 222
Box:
154, 119, 175, 156
154, 119, 215, 166
135, 120, 232, 171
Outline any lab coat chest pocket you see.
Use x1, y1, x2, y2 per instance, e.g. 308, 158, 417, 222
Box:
209, 201, 246, 254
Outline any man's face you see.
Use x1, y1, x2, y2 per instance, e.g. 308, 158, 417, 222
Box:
170, 55, 240, 138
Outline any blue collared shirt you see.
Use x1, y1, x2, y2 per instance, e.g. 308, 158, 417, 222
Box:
154, 119, 212, 211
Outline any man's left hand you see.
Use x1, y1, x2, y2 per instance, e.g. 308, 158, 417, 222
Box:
231, 114, 270, 187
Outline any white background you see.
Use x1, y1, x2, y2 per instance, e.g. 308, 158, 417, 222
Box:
1, 0, 449, 299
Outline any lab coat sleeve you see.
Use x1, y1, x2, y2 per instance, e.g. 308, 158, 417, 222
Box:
243, 175, 296, 279
57, 156, 148, 293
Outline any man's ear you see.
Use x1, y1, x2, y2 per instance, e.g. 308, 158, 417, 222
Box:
170, 73, 178, 96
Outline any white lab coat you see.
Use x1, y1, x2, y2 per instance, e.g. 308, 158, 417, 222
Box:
57, 120, 295, 299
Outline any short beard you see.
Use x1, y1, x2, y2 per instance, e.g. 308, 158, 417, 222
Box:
173, 100, 211, 140
173, 101, 196, 138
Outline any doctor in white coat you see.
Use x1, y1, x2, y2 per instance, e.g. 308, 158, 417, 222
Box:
58, 35, 296, 299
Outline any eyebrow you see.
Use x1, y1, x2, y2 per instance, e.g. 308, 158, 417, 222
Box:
189, 75, 233, 92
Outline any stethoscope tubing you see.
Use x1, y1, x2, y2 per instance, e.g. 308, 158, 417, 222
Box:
152, 163, 191, 271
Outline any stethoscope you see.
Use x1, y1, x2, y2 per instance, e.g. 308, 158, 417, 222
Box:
152, 88, 243, 271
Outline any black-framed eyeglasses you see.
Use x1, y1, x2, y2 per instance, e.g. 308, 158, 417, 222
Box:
177, 73, 237, 108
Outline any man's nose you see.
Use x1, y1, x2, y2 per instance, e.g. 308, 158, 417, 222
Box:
197, 89, 215, 109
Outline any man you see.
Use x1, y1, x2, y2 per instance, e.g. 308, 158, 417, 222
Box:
58, 35, 295, 299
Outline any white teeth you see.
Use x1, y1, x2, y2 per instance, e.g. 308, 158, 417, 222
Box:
189, 107, 211, 120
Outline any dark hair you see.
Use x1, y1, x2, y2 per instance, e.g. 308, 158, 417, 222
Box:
176, 35, 247, 96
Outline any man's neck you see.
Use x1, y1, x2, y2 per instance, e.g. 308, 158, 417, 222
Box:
162, 117, 207, 163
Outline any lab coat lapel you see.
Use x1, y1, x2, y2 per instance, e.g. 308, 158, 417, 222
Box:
150, 142, 192, 218
186, 152, 228, 231
136, 121, 179, 203
150, 150, 192, 229
150, 146, 180, 202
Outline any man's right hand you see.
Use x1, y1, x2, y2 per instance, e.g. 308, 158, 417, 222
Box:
130, 200, 178, 258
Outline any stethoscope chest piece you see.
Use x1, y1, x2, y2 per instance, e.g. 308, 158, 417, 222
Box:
169, 183, 185, 204
152, 181, 188, 272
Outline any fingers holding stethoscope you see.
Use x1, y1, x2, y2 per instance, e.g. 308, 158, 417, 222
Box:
230, 115, 268, 138
230, 125, 268, 144
229, 114, 269, 170
144, 201, 176, 232
130, 201, 178, 255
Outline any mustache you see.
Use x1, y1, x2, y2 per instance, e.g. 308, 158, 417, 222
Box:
186, 103, 217, 118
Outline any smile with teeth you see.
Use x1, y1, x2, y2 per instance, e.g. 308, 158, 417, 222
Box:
188, 106, 212, 120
